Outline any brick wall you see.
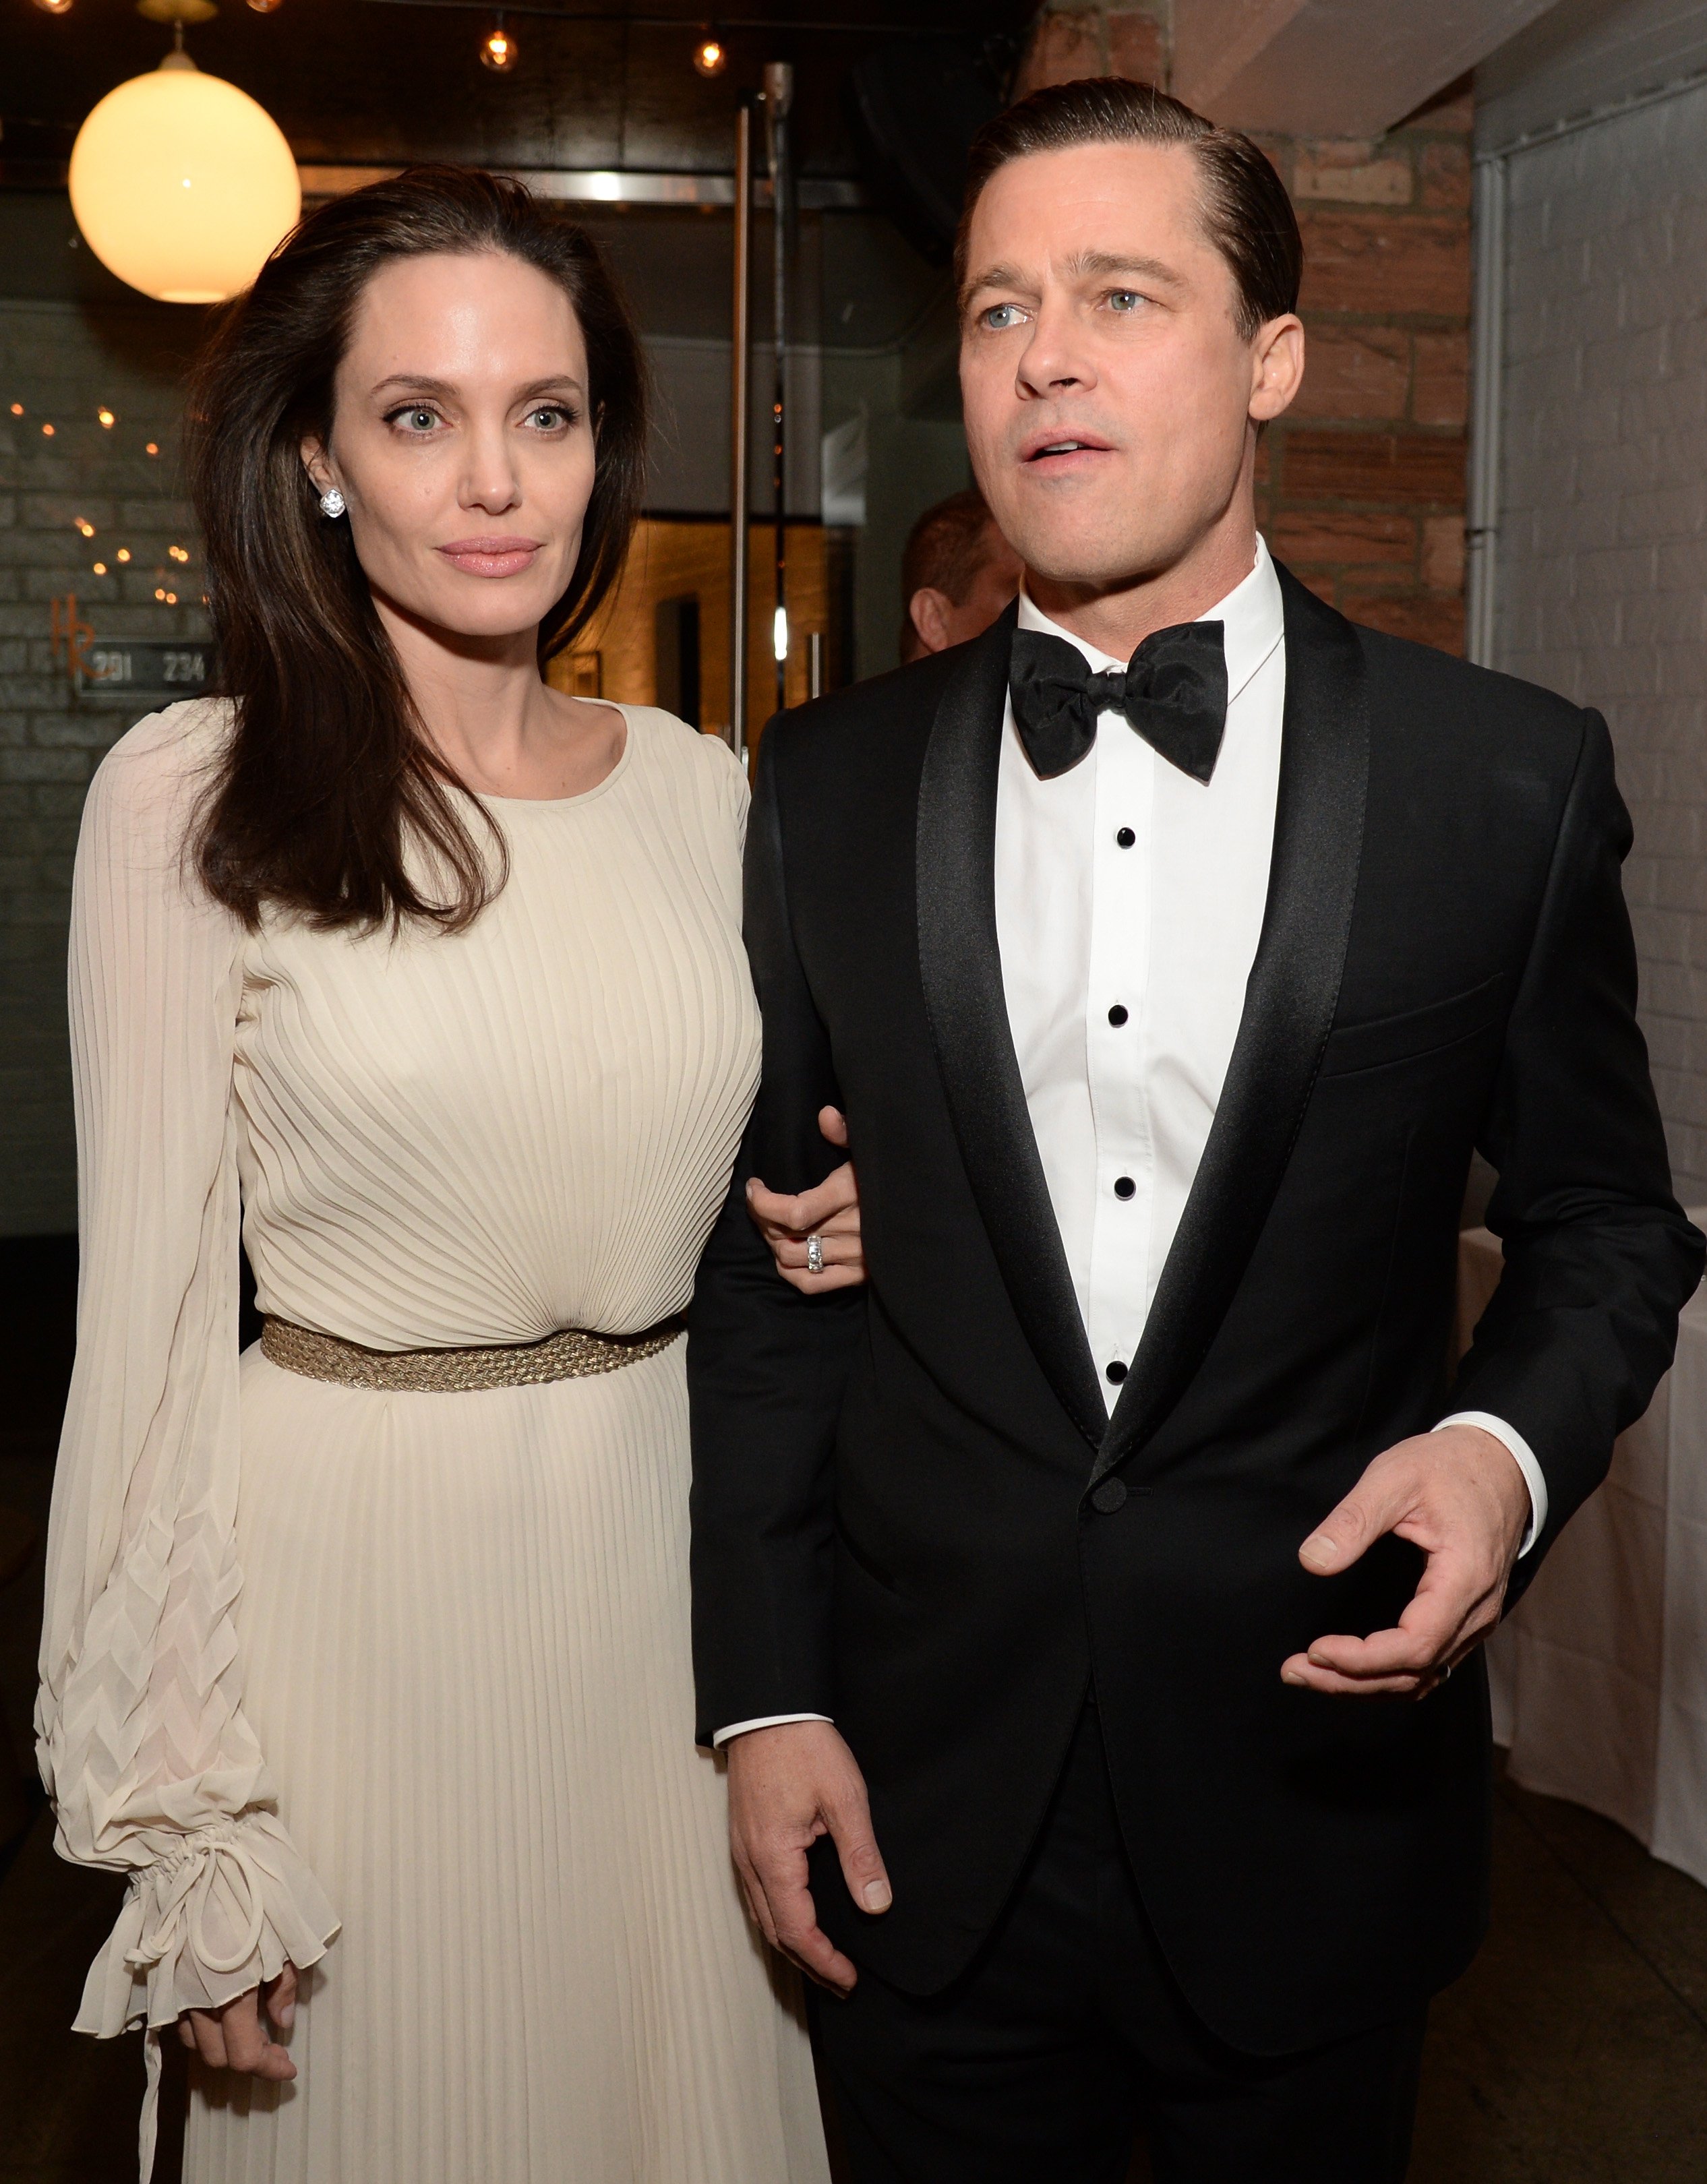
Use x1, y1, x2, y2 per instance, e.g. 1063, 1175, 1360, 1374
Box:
0, 300, 208, 1236
1494, 80, 1707, 1203
1015, 4, 1471, 653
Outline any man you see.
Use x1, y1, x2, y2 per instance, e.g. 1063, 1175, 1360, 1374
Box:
688, 78, 1702, 2184
899, 486, 1025, 663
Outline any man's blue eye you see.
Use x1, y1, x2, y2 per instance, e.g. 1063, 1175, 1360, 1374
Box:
1108, 291, 1141, 312
982, 303, 1024, 331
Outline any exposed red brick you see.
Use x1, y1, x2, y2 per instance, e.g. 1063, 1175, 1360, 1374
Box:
1270, 511, 1416, 568
1341, 586, 1466, 654
1419, 140, 1472, 212
1291, 324, 1410, 421
1412, 331, 1468, 427
1279, 429, 1466, 507
1108, 9, 1165, 83
1293, 145, 1414, 207
1421, 514, 1466, 591
1298, 213, 1471, 317
1015, 9, 1102, 95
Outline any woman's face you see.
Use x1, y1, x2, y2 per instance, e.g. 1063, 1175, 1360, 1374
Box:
303, 249, 597, 643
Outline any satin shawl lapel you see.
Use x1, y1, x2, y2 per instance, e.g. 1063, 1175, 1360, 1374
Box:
1092, 566, 1371, 1486
916, 603, 1108, 1449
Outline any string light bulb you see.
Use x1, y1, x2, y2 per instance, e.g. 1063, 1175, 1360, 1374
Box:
33, 1, 76, 16
481, 14, 517, 71
693, 33, 726, 78
247, 0, 284, 10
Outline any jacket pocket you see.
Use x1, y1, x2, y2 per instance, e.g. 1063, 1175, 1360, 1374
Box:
1319, 973, 1509, 1079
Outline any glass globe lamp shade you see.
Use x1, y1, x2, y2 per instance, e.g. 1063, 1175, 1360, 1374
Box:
68, 55, 301, 304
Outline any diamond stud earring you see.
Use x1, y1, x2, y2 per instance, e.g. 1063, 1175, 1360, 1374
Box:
318, 487, 347, 519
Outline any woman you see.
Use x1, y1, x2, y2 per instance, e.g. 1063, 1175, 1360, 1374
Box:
36, 167, 855, 2183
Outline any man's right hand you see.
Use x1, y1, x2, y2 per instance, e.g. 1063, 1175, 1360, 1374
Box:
725, 1719, 892, 1995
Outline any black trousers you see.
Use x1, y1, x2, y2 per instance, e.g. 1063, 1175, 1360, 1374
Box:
811, 1707, 1427, 2184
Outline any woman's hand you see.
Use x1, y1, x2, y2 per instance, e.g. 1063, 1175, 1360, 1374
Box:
178, 1961, 299, 2080
749, 1107, 865, 1293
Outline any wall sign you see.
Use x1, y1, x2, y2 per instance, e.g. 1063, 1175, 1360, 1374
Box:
82, 640, 211, 693
49, 597, 210, 695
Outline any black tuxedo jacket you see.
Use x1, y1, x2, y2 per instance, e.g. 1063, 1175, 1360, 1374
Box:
687, 566, 1703, 2055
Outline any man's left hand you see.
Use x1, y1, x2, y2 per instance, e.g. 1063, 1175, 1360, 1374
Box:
1282, 1425, 1531, 1698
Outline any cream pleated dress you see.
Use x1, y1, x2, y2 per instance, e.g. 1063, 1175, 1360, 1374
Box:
36, 697, 828, 2184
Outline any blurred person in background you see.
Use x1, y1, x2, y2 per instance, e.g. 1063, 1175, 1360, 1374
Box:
899, 487, 1025, 663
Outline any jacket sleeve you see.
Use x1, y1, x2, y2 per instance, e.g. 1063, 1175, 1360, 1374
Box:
1452, 707, 1705, 1602
36, 713, 338, 2069
686, 719, 864, 1743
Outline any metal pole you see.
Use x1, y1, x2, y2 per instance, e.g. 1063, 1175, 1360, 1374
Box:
764, 61, 793, 719
728, 100, 753, 757
808, 630, 825, 701
1466, 152, 1507, 670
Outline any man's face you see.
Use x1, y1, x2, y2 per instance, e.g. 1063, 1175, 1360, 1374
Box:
958, 140, 1300, 593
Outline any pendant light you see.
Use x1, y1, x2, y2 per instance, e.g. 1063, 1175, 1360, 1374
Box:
68, 1, 301, 305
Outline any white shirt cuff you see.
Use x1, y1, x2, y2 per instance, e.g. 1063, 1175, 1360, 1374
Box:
1435, 1410, 1547, 1556
711, 1712, 833, 1749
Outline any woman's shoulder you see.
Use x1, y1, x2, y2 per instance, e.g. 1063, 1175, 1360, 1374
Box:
90, 696, 235, 818
620, 705, 747, 817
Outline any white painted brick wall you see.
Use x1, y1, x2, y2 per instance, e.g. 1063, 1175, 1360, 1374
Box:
0, 300, 208, 1236
1496, 80, 1707, 1201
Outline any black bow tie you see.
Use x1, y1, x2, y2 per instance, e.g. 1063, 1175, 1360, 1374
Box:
1009, 621, 1229, 784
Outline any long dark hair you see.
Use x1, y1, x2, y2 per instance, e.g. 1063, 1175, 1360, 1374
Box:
186, 164, 648, 934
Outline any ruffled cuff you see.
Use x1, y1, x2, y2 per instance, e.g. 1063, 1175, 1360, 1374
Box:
73, 1808, 340, 2038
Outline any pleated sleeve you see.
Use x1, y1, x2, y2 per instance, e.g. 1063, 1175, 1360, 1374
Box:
35, 703, 338, 2053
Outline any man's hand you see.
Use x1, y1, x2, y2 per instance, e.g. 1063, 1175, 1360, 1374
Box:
748, 1106, 865, 1293
725, 1720, 891, 1995
177, 1962, 298, 2077
1282, 1425, 1531, 1698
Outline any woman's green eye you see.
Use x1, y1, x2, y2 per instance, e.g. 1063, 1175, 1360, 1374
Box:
527, 407, 571, 430
398, 408, 438, 432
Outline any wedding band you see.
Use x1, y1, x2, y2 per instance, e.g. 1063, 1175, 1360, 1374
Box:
806, 1235, 825, 1276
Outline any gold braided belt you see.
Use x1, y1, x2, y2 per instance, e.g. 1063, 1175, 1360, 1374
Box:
260, 1315, 684, 1393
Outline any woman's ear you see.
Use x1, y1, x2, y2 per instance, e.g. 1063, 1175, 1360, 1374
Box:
299, 435, 334, 497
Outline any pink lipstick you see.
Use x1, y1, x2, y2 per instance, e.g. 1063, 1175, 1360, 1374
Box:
437, 535, 542, 578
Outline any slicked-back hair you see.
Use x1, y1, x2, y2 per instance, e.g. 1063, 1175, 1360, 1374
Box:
187, 164, 648, 935
956, 77, 1302, 340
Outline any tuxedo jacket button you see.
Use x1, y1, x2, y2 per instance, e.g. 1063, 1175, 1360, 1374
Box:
1091, 1478, 1127, 1514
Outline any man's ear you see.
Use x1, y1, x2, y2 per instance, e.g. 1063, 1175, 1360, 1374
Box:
909, 588, 953, 655
1249, 315, 1305, 426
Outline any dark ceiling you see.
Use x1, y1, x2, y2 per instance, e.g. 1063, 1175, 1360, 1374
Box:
3, 0, 1033, 175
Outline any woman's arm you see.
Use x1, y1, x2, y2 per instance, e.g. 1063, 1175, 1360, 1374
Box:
35, 710, 337, 2119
